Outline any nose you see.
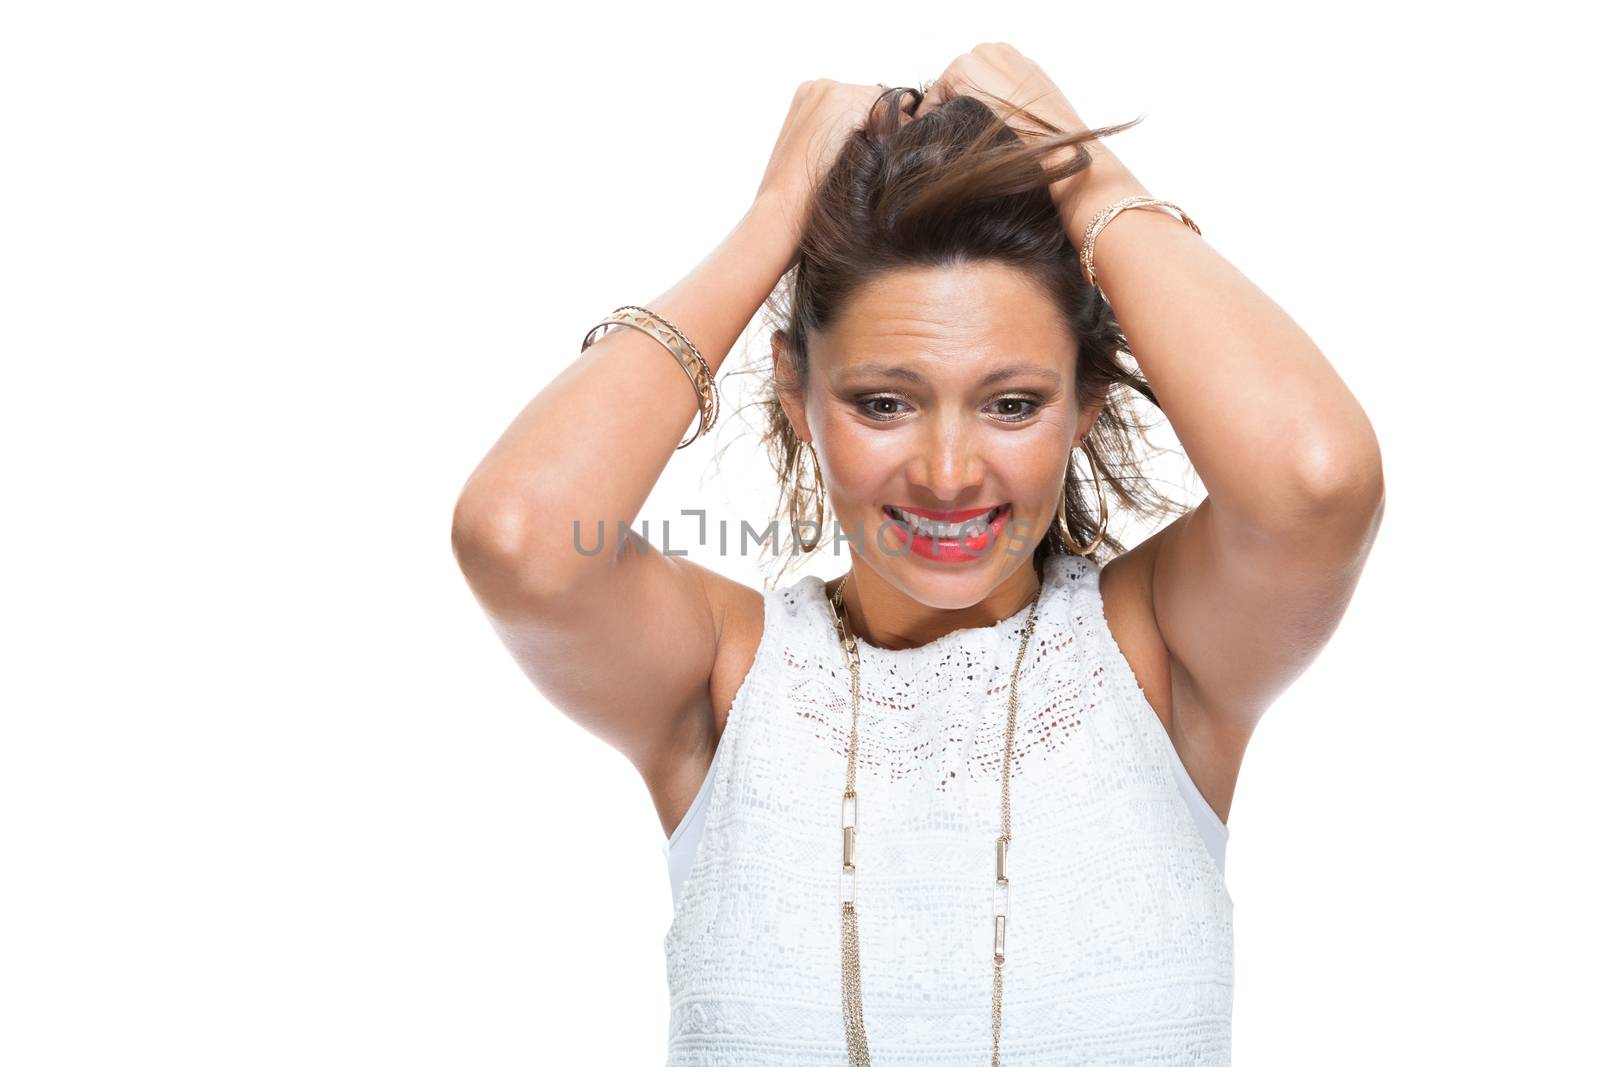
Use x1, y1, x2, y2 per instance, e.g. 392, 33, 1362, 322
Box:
905, 417, 986, 505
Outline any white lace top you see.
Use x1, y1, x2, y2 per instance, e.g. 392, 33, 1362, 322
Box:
660, 552, 1234, 1064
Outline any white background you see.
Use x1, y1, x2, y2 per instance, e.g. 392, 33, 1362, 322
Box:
4, 1, 1595, 1063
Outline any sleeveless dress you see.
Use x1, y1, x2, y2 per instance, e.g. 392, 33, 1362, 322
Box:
660, 552, 1235, 1065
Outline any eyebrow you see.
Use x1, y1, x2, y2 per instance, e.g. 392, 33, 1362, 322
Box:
840, 362, 1063, 388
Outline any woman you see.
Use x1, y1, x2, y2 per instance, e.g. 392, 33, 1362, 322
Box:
452, 43, 1384, 1066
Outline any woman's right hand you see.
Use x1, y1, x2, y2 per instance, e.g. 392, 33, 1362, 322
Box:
754, 80, 916, 244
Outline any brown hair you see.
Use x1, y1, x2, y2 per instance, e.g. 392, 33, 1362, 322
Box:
720, 86, 1189, 582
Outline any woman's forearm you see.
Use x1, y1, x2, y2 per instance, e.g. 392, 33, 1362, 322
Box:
452, 193, 800, 598
1058, 152, 1384, 537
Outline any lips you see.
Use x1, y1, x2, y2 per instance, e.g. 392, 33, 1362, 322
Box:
880, 503, 1012, 563
886, 504, 1003, 522
883, 503, 1008, 536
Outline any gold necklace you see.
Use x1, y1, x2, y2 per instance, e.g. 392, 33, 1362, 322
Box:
825, 570, 1045, 1067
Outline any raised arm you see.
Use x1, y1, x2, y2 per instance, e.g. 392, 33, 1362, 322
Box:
1045, 77, 1383, 809
922, 43, 1385, 819
450, 82, 913, 826
449, 195, 793, 786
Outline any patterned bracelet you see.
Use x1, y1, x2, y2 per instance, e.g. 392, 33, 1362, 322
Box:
581, 304, 720, 449
1079, 196, 1203, 290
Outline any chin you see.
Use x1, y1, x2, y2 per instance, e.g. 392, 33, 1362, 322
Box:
871, 545, 1029, 608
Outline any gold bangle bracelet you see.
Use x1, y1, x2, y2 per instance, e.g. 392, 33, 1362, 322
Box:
612, 305, 720, 434
581, 305, 719, 449
1079, 196, 1203, 290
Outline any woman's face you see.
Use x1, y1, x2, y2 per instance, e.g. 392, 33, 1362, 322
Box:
779, 260, 1101, 611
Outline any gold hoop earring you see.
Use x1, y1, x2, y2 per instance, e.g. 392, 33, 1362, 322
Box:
795, 440, 826, 553
1057, 438, 1109, 556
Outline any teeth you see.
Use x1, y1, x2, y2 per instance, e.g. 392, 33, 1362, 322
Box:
889, 505, 1002, 539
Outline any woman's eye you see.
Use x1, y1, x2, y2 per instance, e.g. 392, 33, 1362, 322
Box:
989, 396, 1040, 421
858, 396, 910, 420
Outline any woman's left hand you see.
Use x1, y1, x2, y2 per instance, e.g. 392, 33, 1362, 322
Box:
915, 42, 1147, 233
916, 42, 1084, 131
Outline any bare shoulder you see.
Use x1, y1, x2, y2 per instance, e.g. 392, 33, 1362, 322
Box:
699, 566, 766, 740
643, 561, 765, 840
1098, 542, 1175, 731
1098, 535, 1241, 824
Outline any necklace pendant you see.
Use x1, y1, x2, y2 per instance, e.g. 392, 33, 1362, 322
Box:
842, 791, 859, 887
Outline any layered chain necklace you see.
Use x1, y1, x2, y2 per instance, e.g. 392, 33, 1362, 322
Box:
824, 570, 1045, 1067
